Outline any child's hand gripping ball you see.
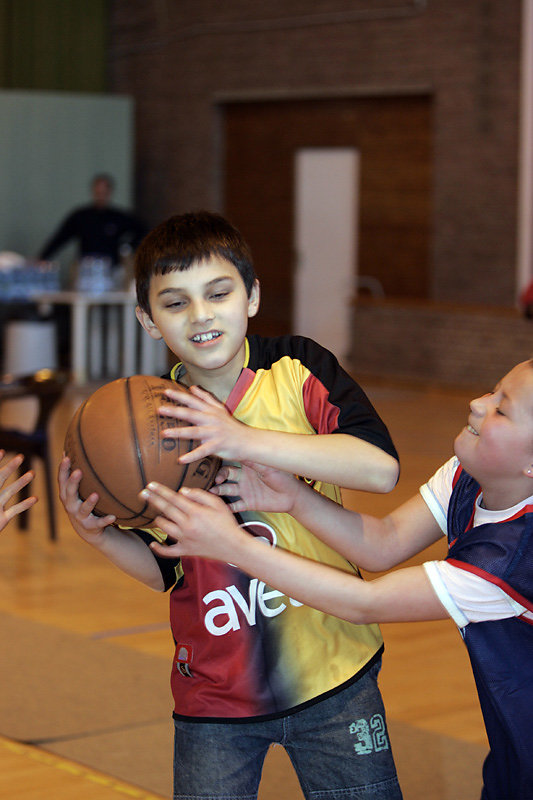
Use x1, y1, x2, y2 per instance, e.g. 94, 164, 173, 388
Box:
64, 375, 221, 527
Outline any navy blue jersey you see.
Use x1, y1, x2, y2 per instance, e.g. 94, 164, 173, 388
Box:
447, 469, 533, 800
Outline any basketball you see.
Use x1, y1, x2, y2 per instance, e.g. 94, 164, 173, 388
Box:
64, 375, 221, 527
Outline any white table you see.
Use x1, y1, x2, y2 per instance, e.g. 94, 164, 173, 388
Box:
34, 290, 167, 384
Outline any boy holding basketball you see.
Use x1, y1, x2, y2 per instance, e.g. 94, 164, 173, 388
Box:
142, 359, 533, 800
59, 211, 402, 800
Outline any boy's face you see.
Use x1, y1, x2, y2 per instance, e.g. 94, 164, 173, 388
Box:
136, 256, 260, 389
454, 361, 533, 502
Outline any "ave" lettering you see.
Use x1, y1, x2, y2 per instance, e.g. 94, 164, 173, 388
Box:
203, 578, 303, 636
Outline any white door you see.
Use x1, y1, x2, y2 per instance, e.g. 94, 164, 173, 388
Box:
293, 148, 359, 364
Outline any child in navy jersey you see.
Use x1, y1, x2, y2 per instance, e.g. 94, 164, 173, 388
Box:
142, 359, 533, 800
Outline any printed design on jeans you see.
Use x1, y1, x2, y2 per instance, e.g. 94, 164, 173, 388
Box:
176, 643, 193, 677
349, 715, 389, 755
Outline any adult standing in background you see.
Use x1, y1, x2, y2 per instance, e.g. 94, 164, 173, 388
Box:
38, 173, 147, 372
39, 173, 147, 265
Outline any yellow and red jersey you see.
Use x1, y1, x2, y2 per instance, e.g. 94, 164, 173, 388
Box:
146, 335, 398, 721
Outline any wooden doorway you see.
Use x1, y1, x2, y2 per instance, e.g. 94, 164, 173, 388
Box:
222, 95, 433, 338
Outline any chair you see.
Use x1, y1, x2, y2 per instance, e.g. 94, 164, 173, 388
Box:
0, 369, 69, 540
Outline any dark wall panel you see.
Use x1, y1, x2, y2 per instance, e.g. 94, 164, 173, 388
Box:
224, 95, 432, 336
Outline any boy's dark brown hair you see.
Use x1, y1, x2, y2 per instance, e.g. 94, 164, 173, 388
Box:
135, 211, 257, 316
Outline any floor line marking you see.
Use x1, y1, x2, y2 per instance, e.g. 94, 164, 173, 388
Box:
0, 736, 167, 799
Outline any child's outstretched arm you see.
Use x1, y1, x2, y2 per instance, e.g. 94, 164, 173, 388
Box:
0, 451, 37, 531
141, 481, 447, 624
159, 386, 398, 493
58, 456, 165, 590
213, 462, 442, 571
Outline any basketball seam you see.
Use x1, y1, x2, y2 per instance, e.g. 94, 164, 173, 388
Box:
76, 395, 141, 518
126, 376, 151, 519
173, 455, 190, 492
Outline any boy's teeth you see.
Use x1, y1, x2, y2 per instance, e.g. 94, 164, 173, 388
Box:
192, 332, 220, 343
467, 424, 479, 436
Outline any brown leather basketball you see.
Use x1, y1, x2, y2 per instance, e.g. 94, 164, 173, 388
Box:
64, 375, 221, 527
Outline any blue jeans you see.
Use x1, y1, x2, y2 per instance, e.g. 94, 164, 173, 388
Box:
173, 661, 402, 800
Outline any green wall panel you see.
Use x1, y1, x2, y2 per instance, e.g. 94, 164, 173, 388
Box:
0, 89, 133, 272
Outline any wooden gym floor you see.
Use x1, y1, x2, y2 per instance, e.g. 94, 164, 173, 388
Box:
0, 377, 489, 799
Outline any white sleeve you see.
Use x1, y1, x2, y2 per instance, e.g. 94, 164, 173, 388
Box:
419, 456, 459, 534
423, 560, 527, 627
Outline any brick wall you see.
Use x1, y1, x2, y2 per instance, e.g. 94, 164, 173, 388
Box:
109, 0, 522, 307
350, 299, 532, 389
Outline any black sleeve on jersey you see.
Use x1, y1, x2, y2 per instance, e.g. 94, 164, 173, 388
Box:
247, 334, 399, 462
130, 528, 182, 592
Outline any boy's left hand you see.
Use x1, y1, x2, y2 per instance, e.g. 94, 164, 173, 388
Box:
159, 385, 250, 462
212, 461, 299, 514
140, 481, 245, 562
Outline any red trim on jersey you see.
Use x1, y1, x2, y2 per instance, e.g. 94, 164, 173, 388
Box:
504, 503, 533, 522
465, 504, 477, 532
447, 558, 533, 612
302, 373, 340, 434
448, 466, 465, 546
452, 465, 463, 488
449, 500, 533, 549
225, 367, 256, 414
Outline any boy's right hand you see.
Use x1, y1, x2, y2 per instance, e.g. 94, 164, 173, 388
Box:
58, 456, 116, 544
211, 462, 301, 514
0, 450, 37, 532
